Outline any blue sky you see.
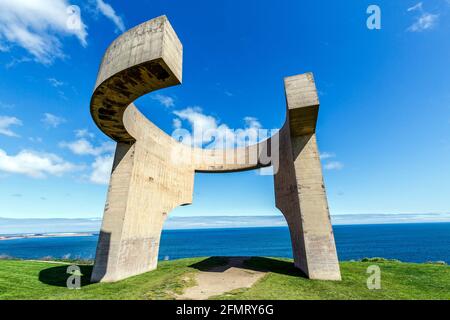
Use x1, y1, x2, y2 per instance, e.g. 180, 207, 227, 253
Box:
0, 0, 449, 220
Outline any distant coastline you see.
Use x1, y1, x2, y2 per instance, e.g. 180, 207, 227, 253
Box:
0, 232, 95, 241
2, 221, 450, 241
1, 224, 449, 264
1, 213, 450, 236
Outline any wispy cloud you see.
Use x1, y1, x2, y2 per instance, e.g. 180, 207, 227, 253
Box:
320, 152, 335, 160
408, 13, 439, 32
407, 2, 439, 32
243, 117, 262, 129
5, 56, 32, 69
2, 213, 450, 234
95, 0, 125, 33
164, 216, 288, 230
324, 161, 344, 171
0, 115, 22, 137
29, 137, 43, 143
0, 217, 102, 234
41, 113, 66, 128
60, 139, 115, 156
407, 2, 423, 12
47, 78, 64, 88
0, 0, 88, 65
332, 213, 450, 225
152, 94, 175, 108
74, 129, 95, 139
0, 148, 80, 178
320, 152, 344, 170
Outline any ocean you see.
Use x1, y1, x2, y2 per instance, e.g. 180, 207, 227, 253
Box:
1, 223, 450, 263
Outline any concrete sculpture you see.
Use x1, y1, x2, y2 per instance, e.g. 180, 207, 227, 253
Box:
90, 16, 341, 283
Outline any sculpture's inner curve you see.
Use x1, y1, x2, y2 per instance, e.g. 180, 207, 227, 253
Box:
90, 16, 275, 173
90, 15, 341, 283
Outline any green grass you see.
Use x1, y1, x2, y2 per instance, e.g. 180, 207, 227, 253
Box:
214, 257, 450, 300
0, 257, 448, 300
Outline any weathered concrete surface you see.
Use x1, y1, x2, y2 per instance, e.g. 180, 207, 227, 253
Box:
274, 74, 341, 280
91, 109, 195, 282
91, 15, 182, 143
91, 16, 341, 283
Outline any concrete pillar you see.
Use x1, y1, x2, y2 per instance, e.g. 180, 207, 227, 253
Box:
91, 135, 194, 282
274, 74, 341, 280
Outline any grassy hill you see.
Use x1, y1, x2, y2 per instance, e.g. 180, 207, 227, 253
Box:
0, 257, 448, 300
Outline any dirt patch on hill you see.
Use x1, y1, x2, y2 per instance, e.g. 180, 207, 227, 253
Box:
176, 257, 266, 300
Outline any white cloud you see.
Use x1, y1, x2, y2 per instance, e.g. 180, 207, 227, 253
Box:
95, 0, 125, 33
0, 116, 22, 137
172, 107, 264, 148
48, 78, 64, 87
60, 138, 115, 156
320, 152, 335, 160
74, 129, 95, 139
0, 148, 79, 178
89, 154, 113, 184
407, 2, 423, 12
152, 94, 175, 108
324, 161, 344, 171
29, 137, 43, 143
244, 117, 262, 129
406, 3, 439, 32
173, 107, 218, 147
5, 56, 32, 69
408, 13, 439, 32
60, 129, 115, 184
41, 113, 66, 128
0, 0, 88, 65
173, 107, 226, 148
321, 152, 343, 170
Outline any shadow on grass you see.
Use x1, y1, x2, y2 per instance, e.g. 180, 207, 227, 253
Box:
189, 256, 308, 278
39, 257, 307, 287
38, 265, 93, 288
188, 257, 230, 272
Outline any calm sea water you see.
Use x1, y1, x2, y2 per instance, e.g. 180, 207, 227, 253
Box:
1, 223, 450, 263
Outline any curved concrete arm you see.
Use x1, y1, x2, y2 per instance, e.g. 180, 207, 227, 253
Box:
91, 15, 275, 173
90, 15, 182, 143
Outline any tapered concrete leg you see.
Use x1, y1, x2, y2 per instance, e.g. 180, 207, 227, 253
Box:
91, 141, 194, 283
274, 74, 341, 281
275, 129, 341, 280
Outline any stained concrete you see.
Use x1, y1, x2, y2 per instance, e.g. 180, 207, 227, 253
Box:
90, 16, 341, 283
